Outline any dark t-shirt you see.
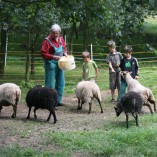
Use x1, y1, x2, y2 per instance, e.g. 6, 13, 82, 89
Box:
120, 57, 139, 81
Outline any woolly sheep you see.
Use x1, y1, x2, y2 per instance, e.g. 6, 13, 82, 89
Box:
26, 85, 58, 123
75, 81, 103, 114
120, 71, 156, 113
0, 83, 21, 118
114, 91, 143, 128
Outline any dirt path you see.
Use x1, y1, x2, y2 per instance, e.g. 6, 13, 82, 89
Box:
0, 90, 150, 149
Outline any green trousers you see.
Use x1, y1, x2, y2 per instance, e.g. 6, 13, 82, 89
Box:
118, 80, 127, 102
44, 61, 65, 103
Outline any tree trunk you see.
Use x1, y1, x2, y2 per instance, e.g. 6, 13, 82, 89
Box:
25, 29, 31, 85
82, 20, 88, 51
0, 28, 7, 77
68, 22, 75, 54
30, 53, 35, 76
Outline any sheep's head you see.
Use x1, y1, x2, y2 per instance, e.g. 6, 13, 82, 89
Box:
114, 102, 123, 117
120, 71, 132, 80
34, 85, 43, 88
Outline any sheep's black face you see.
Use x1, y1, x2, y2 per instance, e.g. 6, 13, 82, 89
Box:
114, 105, 122, 117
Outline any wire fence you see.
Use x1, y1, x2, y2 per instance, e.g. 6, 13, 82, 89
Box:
0, 42, 157, 89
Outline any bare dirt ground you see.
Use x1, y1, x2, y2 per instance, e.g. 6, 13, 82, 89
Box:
0, 90, 150, 153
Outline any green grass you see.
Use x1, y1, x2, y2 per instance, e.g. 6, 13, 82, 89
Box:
1, 114, 157, 157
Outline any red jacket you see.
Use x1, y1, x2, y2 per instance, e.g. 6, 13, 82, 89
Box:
41, 35, 67, 60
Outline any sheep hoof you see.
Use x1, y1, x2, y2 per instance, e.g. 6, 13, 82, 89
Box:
53, 120, 57, 124
101, 110, 103, 113
26, 116, 29, 119
11, 115, 15, 118
77, 107, 82, 110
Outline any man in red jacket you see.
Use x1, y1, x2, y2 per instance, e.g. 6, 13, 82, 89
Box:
41, 24, 67, 106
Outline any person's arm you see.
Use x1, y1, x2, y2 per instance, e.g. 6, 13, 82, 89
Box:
60, 36, 67, 56
82, 64, 85, 80
82, 72, 85, 80
94, 68, 99, 81
41, 39, 60, 60
134, 58, 139, 79
109, 62, 115, 72
106, 54, 115, 72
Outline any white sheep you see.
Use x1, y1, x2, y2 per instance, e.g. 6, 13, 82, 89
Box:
0, 83, 21, 118
120, 71, 156, 113
75, 81, 103, 114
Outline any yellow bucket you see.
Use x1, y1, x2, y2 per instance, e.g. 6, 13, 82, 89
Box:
58, 55, 76, 71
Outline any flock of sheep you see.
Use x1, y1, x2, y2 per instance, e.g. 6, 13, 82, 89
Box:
0, 71, 156, 128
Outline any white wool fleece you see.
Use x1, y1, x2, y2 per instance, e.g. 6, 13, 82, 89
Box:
0, 83, 21, 104
75, 81, 102, 103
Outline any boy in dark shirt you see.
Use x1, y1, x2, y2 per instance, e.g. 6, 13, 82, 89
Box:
106, 40, 123, 103
118, 45, 139, 101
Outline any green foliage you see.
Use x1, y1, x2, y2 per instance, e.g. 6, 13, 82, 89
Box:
19, 80, 36, 88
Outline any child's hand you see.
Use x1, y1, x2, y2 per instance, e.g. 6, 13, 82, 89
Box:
135, 76, 139, 80
111, 68, 115, 73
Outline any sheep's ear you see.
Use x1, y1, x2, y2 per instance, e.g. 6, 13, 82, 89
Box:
119, 71, 123, 76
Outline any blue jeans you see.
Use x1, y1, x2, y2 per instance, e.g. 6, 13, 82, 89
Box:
118, 80, 127, 102
45, 61, 65, 103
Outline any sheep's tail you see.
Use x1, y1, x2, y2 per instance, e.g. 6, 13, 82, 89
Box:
15, 91, 19, 105
15, 89, 21, 105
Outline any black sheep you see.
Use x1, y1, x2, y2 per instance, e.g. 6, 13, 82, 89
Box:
26, 86, 58, 123
114, 91, 143, 128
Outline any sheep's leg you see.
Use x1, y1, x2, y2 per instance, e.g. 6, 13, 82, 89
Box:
148, 99, 156, 112
34, 107, 38, 119
126, 114, 129, 128
88, 102, 92, 114
47, 110, 57, 124
154, 102, 156, 112
96, 98, 103, 113
81, 101, 83, 109
135, 113, 139, 126
152, 101, 156, 112
0, 106, 3, 113
11, 105, 17, 118
47, 112, 51, 121
145, 102, 154, 114
26, 107, 32, 119
77, 99, 82, 110
132, 113, 139, 126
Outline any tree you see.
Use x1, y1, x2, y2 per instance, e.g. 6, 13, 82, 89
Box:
0, 0, 58, 83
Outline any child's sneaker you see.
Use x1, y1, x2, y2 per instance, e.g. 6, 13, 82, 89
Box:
111, 99, 115, 103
